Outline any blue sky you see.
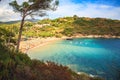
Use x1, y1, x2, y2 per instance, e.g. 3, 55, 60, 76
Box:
72, 0, 120, 7
0, 0, 120, 21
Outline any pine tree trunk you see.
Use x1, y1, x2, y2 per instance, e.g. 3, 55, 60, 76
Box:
16, 16, 25, 52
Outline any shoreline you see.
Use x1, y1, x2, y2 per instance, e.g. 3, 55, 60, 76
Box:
20, 37, 63, 53
20, 35, 120, 53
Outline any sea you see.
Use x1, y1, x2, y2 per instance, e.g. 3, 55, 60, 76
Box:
28, 38, 120, 80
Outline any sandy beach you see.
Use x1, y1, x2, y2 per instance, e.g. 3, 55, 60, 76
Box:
20, 35, 120, 53
20, 37, 64, 53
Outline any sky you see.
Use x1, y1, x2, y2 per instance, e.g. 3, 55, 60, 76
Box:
0, 0, 120, 22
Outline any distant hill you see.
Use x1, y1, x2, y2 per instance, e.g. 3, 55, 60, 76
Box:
0, 19, 39, 24
0, 20, 20, 24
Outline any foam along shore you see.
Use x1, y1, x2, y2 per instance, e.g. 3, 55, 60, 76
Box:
20, 35, 120, 53
72, 34, 120, 38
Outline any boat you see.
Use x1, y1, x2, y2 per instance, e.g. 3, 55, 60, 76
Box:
66, 38, 73, 40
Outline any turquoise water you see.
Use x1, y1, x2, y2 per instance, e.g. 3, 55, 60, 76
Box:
28, 38, 120, 80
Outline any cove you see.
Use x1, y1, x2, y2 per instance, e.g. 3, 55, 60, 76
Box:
28, 38, 120, 80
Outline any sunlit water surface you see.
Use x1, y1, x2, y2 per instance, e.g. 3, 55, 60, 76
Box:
28, 38, 120, 80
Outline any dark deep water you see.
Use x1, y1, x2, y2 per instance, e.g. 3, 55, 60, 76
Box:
28, 38, 120, 80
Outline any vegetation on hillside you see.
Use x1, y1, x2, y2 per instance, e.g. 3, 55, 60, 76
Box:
1, 16, 120, 41
22, 16, 120, 38
73, 17, 120, 35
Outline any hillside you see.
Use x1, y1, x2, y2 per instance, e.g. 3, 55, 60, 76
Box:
0, 16, 120, 40
21, 16, 120, 38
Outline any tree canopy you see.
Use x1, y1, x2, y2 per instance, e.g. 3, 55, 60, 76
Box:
9, 0, 59, 17
9, 0, 59, 52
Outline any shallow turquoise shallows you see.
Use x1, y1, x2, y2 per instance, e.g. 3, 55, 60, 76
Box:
28, 38, 120, 80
